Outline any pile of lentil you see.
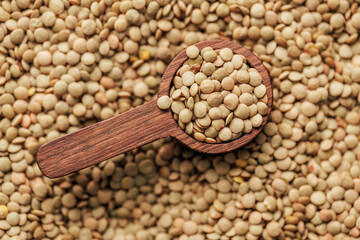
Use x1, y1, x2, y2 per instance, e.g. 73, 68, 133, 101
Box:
158, 46, 268, 143
1, 0, 360, 239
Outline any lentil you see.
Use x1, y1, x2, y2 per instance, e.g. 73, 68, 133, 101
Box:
0, 1, 359, 239
161, 45, 268, 143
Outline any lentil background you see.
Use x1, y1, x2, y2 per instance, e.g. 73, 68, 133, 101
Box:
0, 0, 360, 239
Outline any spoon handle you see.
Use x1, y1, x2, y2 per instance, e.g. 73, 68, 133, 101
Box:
36, 99, 172, 178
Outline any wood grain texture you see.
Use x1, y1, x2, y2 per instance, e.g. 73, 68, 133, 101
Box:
36, 39, 272, 178
37, 100, 173, 178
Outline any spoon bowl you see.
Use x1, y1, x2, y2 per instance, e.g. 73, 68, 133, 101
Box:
37, 39, 272, 178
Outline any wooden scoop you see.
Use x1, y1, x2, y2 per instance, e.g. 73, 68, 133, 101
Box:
37, 39, 273, 178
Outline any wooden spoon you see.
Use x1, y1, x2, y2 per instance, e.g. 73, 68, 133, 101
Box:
37, 39, 273, 178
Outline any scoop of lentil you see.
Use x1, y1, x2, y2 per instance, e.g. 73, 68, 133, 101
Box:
0, 0, 360, 239
158, 45, 268, 143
